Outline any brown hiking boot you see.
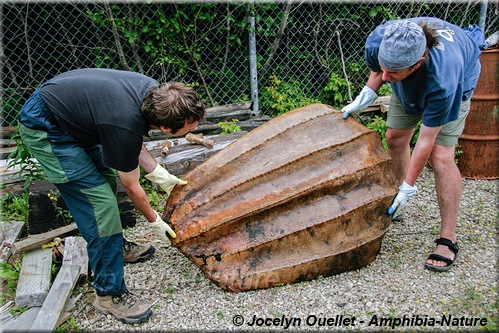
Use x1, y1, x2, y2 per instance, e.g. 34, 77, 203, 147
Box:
94, 290, 152, 324
123, 239, 155, 263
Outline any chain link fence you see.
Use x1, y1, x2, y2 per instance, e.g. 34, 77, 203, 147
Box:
2, 1, 498, 127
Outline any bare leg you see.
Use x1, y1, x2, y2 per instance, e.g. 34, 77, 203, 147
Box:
426, 144, 460, 267
386, 128, 415, 185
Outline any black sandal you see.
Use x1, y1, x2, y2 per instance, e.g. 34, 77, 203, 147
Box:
424, 238, 459, 272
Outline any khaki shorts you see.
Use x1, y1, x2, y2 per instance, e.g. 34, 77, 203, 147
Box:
386, 95, 470, 147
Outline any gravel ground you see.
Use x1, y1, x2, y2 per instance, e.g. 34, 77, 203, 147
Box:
71, 167, 498, 332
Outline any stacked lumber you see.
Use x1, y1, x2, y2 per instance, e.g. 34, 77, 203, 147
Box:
1, 222, 87, 332
146, 101, 271, 140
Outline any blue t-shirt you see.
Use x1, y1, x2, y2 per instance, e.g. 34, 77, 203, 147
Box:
365, 17, 482, 127
40, 68, 159, 172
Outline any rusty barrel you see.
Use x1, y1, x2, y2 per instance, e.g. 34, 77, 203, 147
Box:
458, 48, 499, 179
163, 104, 397, 292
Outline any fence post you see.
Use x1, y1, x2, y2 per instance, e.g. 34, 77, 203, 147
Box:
479, 0, 487, 30
0, 3, 4, 99
247, 5, 259, 112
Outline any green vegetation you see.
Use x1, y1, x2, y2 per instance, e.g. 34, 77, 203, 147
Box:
7, 127, 46, 189
218, 119, 242, 135
0, 262, 20, 304
261, 74, 320, 116
1, 192, 29, 222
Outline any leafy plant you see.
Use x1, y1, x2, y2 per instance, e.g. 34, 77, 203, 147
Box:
321, 72, 353, 109
261, 74, 320, 116
139, 167, 163, 209
47, 190, 73, 224
0, 262, 21, 306
7, 126, 46, 189
377, 83, 393, 97
56, 316, 80, 333
365, 115, 388, 151
218, 119, 241, 135
0, 192, 29, 222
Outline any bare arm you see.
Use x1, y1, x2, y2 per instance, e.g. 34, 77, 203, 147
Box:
405, 124, 440, 185
366, 71, 385, 93
118, 166, 156, 222
138, 144, 158, 173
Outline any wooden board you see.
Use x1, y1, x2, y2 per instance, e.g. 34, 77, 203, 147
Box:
146, 132, 247, 176
30, 264, 80, 332
62, 236, 89, 277
0, 221, 25, 262
0, 307, 41, 332
11, 223, 78, 255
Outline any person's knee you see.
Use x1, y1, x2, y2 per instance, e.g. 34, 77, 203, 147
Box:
386, 129, 410, 151
429, 148, 455, 171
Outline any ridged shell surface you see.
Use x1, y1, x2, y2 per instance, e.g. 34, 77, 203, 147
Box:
163, 104, 397, 292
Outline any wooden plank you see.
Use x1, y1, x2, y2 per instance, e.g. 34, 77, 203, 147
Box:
11, 223, 78, 255
205, 101, 252, 115
0, 146, 16, 159
0, 300, 14, 323
204, 109, 254, 123
62, 236, 89, 277
30, 264, 80, 332
1, 294, 81, 332
0, 138, 16, 147
0, 221, 25, 262
0, 126, 16, 139
0, 165, 25, 186
15, 248, 52, 308
0, 181, 25, 199
147, 132, 246, 176
0, 306, 40, 332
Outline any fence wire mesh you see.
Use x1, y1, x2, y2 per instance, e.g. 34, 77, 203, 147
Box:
2, 1, 498, 126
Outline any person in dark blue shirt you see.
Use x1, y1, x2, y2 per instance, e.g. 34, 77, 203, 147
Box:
19, 68, 205, 323
341, 18, 482, 272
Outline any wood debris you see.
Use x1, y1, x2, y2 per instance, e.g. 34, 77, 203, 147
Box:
185, 133, 214, 149
161, 140, 172, 158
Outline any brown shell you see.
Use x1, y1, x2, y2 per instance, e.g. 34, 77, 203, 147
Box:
163, 103, 397, 292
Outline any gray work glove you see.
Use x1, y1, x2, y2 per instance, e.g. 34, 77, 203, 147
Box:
388, 181, 418, 221
149, 210, 176, 240
341, 86, 378, 119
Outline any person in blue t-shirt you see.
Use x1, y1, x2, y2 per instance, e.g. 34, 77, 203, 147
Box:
340, 18, 482, 272
19, 68, 206, 323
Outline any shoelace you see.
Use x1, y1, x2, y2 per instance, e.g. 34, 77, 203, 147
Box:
112, 290, 136, 307
123, 239, 138, 253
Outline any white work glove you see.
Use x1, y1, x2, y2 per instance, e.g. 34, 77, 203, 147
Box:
149, 210, 176, 240
145, 164, 187, 196
388, 181, 418, 220
341, 86, 378, 119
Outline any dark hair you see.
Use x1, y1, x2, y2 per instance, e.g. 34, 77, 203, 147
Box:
420, 22, 439, 60
141, 82, 206, 134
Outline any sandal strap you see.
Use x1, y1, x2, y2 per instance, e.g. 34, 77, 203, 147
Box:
434, 237, 459, 254
427, 253, 454, 265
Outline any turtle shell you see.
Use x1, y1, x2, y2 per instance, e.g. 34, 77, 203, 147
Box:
163, 103, 397, 292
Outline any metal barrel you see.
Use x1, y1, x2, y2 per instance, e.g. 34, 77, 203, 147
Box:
458, 48, 499, 179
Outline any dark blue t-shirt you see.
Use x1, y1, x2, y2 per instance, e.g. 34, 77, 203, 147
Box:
365, 17, 482, 127
40, 68, 159, 172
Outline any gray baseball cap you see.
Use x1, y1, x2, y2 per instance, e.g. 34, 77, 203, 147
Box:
378, 20, 426, 70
